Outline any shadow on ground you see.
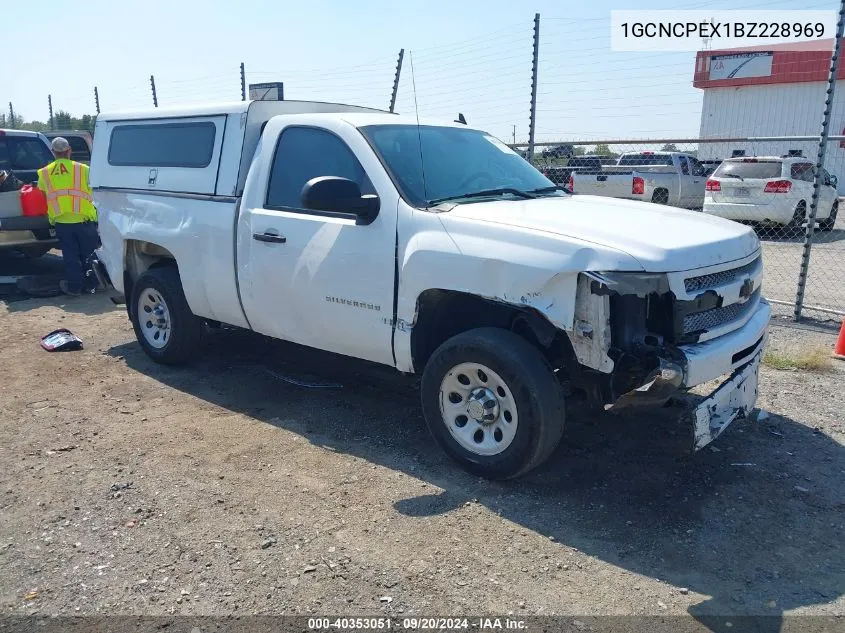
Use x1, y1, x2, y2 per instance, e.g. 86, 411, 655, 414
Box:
0, 251, 118, 317
109, 328, 844, 627
756, 225, 844, 245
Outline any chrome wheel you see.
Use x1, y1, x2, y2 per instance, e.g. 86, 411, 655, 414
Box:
138, 289, 171, 349
439, 362, 518, 456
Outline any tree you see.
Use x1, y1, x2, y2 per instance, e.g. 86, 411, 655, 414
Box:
0, 112, 25, 129
22, 119, 49, 132
54, 110, 73, 129
593, 143, 619, 158
661, 143, 679, 152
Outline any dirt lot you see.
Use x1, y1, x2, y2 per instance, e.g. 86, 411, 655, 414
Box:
1, 287, 844, 622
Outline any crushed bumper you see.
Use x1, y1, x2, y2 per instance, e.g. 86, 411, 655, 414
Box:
610, 350, 763, 451
690, 349, 762, 450
609, 300, 769, 451
90, 254, 113, 290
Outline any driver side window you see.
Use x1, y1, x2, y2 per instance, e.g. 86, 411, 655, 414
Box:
688, 157, 707, 177
266, 127, 374, 210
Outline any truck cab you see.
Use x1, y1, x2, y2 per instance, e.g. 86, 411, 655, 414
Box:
91, 101, 770, 480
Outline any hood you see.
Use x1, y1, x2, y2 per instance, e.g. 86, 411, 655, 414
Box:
445, 195, 760, 272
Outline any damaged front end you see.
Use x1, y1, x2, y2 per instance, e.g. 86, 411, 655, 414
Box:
568, 264, 767, 451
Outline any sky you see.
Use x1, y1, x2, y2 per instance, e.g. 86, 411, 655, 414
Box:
3, 0, 837, 145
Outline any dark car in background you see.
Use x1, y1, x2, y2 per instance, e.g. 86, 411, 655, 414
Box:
0, 129, 58, 257
539, 154, 605, 188
43, 130, 93, 164
0, 129, 54, 184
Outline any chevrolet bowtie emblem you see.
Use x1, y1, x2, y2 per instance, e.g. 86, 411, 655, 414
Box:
739, 277, 755, 300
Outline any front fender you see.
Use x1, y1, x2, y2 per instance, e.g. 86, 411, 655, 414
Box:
392, 211, 641, 372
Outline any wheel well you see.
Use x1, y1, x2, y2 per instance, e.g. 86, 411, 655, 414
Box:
410, 289, 577, 374
123, 240, 178, 312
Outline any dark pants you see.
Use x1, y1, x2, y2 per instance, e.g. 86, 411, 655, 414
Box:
55, 222, 100, 294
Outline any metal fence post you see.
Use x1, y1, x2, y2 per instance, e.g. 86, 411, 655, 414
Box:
150, 75, 159, 108
389, 49, 405, 113
527, 13, 540, 161
794, 2, 845, 320
94, 86, 101, 115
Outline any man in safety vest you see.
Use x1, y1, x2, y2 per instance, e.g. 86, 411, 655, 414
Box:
37, 137, 99, 296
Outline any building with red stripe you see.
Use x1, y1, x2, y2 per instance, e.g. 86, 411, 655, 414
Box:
695, 39, 844, 191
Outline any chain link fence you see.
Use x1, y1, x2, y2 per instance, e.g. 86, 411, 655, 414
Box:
514, 138, 844, 322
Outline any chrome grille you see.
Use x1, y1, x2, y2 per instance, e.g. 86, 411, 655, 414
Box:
683, 289, 761, 335
684, 257, 761, 294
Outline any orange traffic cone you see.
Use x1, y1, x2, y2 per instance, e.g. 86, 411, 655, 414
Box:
835, 319, 845, 361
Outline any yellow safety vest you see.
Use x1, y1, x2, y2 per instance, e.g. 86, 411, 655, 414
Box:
37, 159, 97, 225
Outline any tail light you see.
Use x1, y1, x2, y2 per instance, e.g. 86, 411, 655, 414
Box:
567, 174, 574, 191
705, 179, 721, 192
764, 179, 792, 193
632, 176, 645, 195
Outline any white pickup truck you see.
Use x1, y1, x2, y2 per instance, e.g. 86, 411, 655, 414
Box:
570, 151, 709, 209
91, 101, 770, 480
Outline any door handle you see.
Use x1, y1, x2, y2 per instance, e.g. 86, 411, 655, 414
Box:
253, 232, 286, 243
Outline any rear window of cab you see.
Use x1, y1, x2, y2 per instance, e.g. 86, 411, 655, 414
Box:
713, 160, 783, 180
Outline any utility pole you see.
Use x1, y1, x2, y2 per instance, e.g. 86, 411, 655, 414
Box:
527, 13, 540, 162
240, 63, 246, 101
389, 49, 405, 113
48, 95, 54, 130
512, 125, 516, 145
150, 75, 159, 108
94, 86, 101, 115
8, 102, 14, 129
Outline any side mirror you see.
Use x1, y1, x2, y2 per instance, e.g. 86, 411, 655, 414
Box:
301, 176, 380, 225
830, 175, 838, 188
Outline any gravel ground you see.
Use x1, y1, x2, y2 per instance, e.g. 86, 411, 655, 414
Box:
0, 292, 843, 622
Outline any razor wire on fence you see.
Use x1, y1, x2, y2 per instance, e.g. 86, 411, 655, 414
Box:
513, 138, 845, 322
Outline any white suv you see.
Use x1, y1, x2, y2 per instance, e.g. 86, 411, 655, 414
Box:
703, 156, 839, 232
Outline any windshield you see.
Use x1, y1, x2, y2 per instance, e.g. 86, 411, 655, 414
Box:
714, 160, 783, 180
0, 136, 53, 171
359, 124, 557, 207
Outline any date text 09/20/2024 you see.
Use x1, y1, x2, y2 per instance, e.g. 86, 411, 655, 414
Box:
307, 618, 527, 630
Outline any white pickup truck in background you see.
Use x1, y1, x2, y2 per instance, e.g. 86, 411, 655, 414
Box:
91, 101, 770, 480
570, 151, 709, 209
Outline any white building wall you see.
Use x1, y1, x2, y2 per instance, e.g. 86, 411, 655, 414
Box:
697, 81, 845, 193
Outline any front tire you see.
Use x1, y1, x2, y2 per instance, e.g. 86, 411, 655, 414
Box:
421, 328, 565, 480
130, 266, 204, 365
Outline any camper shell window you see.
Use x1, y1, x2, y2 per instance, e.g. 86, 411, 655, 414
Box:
108, 122, 217, 168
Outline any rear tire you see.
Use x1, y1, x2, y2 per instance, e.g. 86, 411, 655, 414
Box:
651, 189, 669, 205
787, 201, 806, 232
130, 266, 204, 365
420, 327, 565, 480
821, 202, 838, 232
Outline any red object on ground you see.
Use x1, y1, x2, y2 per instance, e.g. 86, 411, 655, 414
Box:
834, 319, 845, 361
20, 184, 48, 217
